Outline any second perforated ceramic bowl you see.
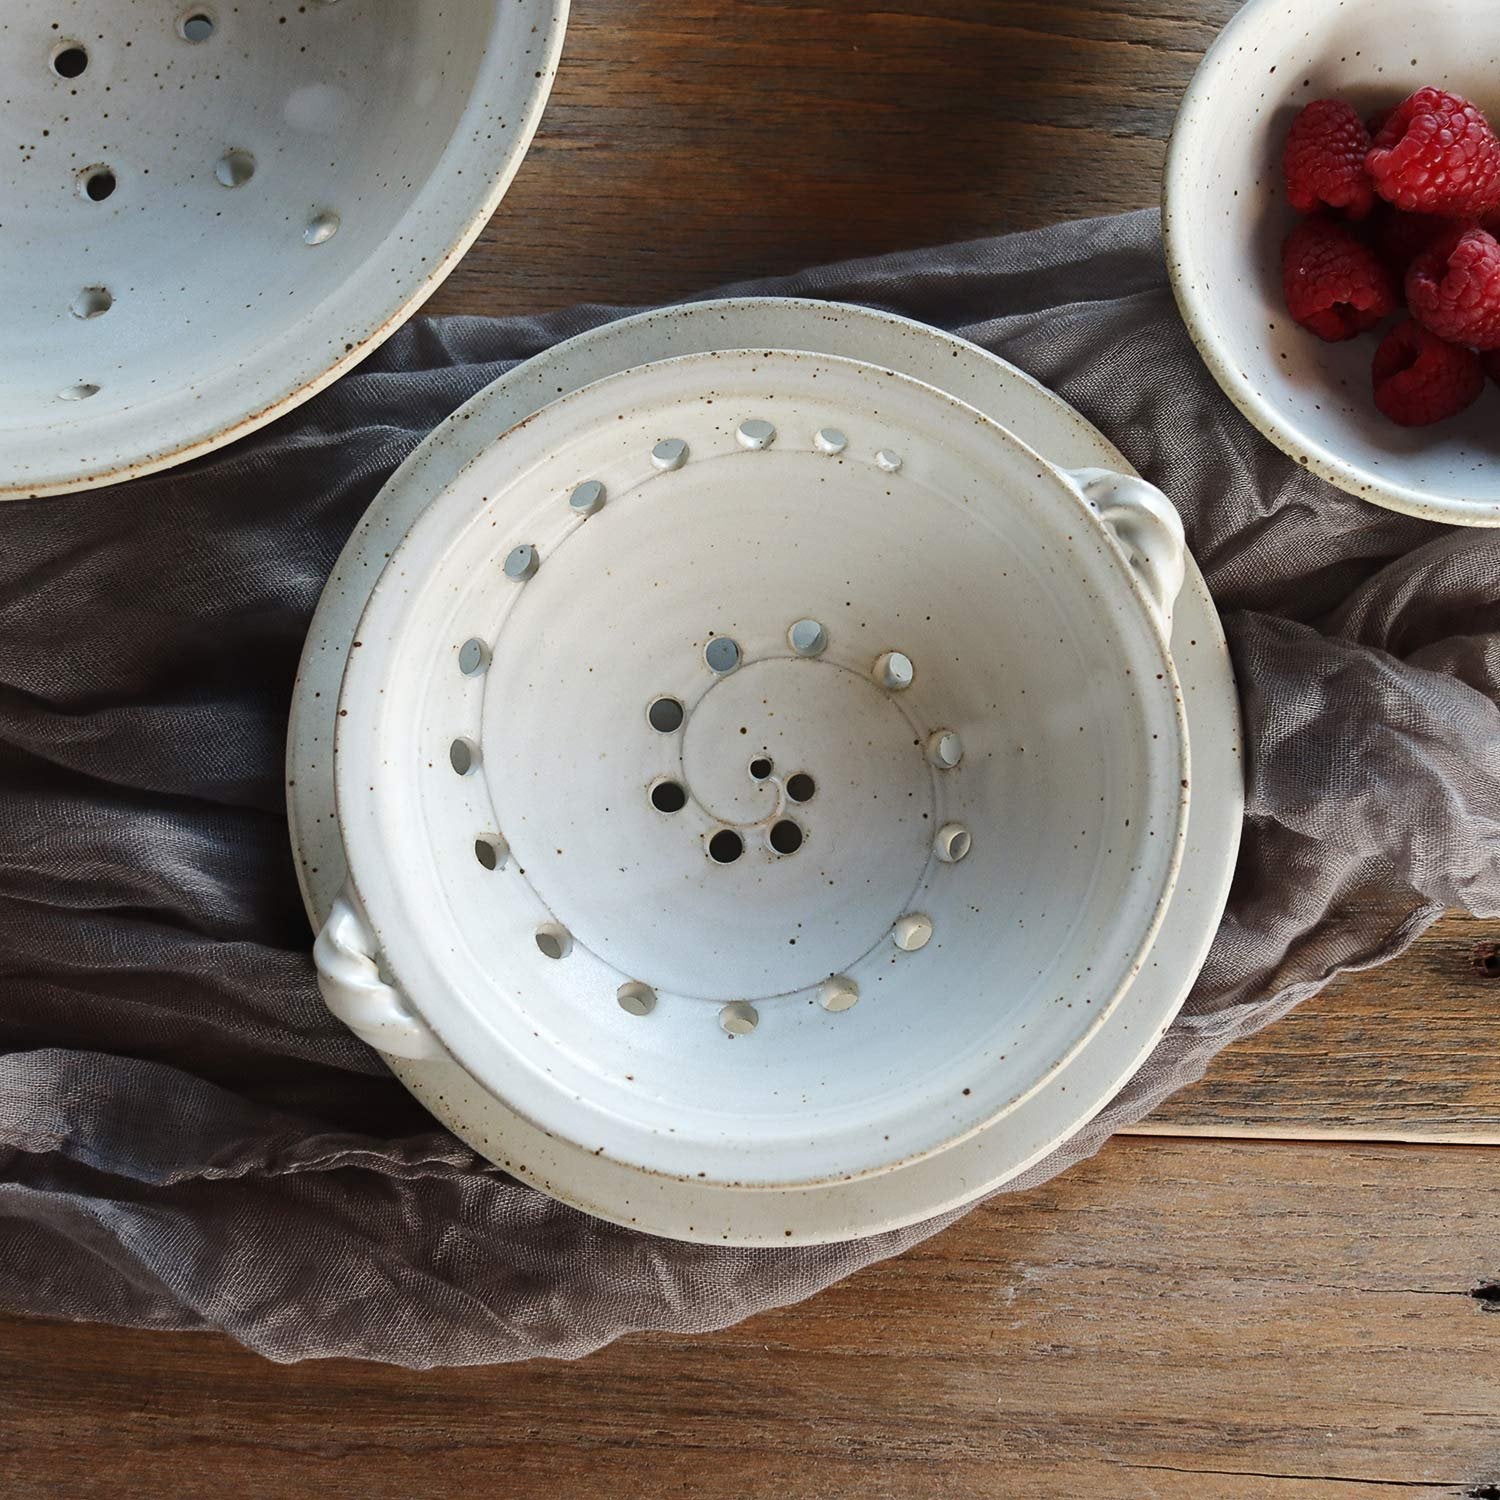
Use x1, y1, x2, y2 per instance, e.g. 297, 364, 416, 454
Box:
0, 0, 567, 499
1166, 0, 1500, 525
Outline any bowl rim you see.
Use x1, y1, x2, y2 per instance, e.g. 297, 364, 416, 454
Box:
328, 344, 1193, 1188
1162, 0, 1500, 528
1, 0, 569, 502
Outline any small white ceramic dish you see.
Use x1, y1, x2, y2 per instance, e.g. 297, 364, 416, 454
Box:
1165, 0, 1500, 525
0, 0, 567, 500
289, 298, 1244, 1244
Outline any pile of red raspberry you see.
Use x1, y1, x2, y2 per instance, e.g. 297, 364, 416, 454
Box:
1281, 87, 1500, 426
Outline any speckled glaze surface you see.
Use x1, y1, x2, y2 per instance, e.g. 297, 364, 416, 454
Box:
288, 299, 1244, 1245
0, 0, 567, 499
326, 348, 1190, 1188
1164, 0, 1500, 525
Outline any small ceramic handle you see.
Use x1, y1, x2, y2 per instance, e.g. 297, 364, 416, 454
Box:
313, 886, 440, 1061
1062, 467, 1186, 635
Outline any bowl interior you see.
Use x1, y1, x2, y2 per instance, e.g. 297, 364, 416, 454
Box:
1166, 0, 1500, 522
0, 0, 562, 497
334, 350, 1189, 1186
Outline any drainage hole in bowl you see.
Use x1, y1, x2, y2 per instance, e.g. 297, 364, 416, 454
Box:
304, 210, 340, 246
448, 737, 479, 776
70, 287, 112, 319
79, 168, 116, 202
474, 836, 507, 871
647, 696, 684, 733
51, 43, 89, 79
650, 780, 687, 814
214, 149, 255, 188
179, 10, 215, 41
58, 383, 100, 401
770, 819, 803, 855
785, 772, 815, 803
535, 924, 572, 961
748, 755, 773, 780
708, 829, 744, 864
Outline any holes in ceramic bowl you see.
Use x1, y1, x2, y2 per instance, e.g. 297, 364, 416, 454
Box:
785, 772, 815, 803
457, 638, 489, 676
650, 779, 688, 814
304, 210, 340, 246
448, 737, 479, 776
70, 287, 112, 320
50, 43, 89, 79
535, 924, 573, 961
719, 1001, 759, 1036
935, 822, 972, 863
617, 981, 656, 1017
769, 819, 803, 855
178, 10, 216, 41
214, 149, 255, 189
648, 696, 684, 733
58, 383, 100, 402
78, 167, 116, 202
748, 756, 773, 781
704, 636, 740, 674
474, 836, 507, 871
708, 829, 744, 864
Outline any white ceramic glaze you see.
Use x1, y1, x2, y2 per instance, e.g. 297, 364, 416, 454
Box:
0, 0, 567, 499
325, 348, 1191, 1188
288, 298, 1244, 1244
1164, 0, 1500, 525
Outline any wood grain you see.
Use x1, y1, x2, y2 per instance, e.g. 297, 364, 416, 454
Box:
1137, 912, 1500, 1143
424, 0, 1244, 319
4, 1136, 1498, 1499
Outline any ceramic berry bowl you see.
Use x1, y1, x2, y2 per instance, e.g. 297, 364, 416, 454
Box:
0, 0, 567, 500
290, 297, 1245, 1243
312, 338, 1192, 1216
1165, 0, 1500, 525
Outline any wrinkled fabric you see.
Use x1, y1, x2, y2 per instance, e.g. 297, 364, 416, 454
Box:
2, 209, 1497, 1367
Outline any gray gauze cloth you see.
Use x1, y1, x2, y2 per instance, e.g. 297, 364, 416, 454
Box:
3, 209, 1499, 1367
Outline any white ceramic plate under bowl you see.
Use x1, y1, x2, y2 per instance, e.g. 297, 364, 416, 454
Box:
288, 299, 1244, 1245
0, 0, 567, 500
1165, 0, 1500, 525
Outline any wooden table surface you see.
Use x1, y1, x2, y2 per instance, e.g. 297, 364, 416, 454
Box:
7, 3, 1500, 1497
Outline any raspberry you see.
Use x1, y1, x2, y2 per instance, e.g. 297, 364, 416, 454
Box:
1371, 319, 1484, 426
1374, 204, 1469, 279
1406, 225, 1500, 348
1283, 99, 1376, 218
1366, 87, 1500, 216
1282, 216, 1397, 341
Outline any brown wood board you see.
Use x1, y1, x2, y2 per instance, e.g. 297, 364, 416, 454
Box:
3, 1137, 1497, 1498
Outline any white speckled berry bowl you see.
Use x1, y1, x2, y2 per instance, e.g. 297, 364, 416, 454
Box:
290, 297, 1245, 1244
1165, 0, 1500, 525
315, 344, 1192, 1196
0, 0, 567, 500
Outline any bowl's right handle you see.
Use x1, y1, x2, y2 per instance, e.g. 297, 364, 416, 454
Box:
1060, 467, 1186, 636
313, 885, 440, 1061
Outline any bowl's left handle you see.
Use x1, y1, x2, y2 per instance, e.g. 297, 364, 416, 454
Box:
1060, 467, 1186, 636
313, 885, 441, 1061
